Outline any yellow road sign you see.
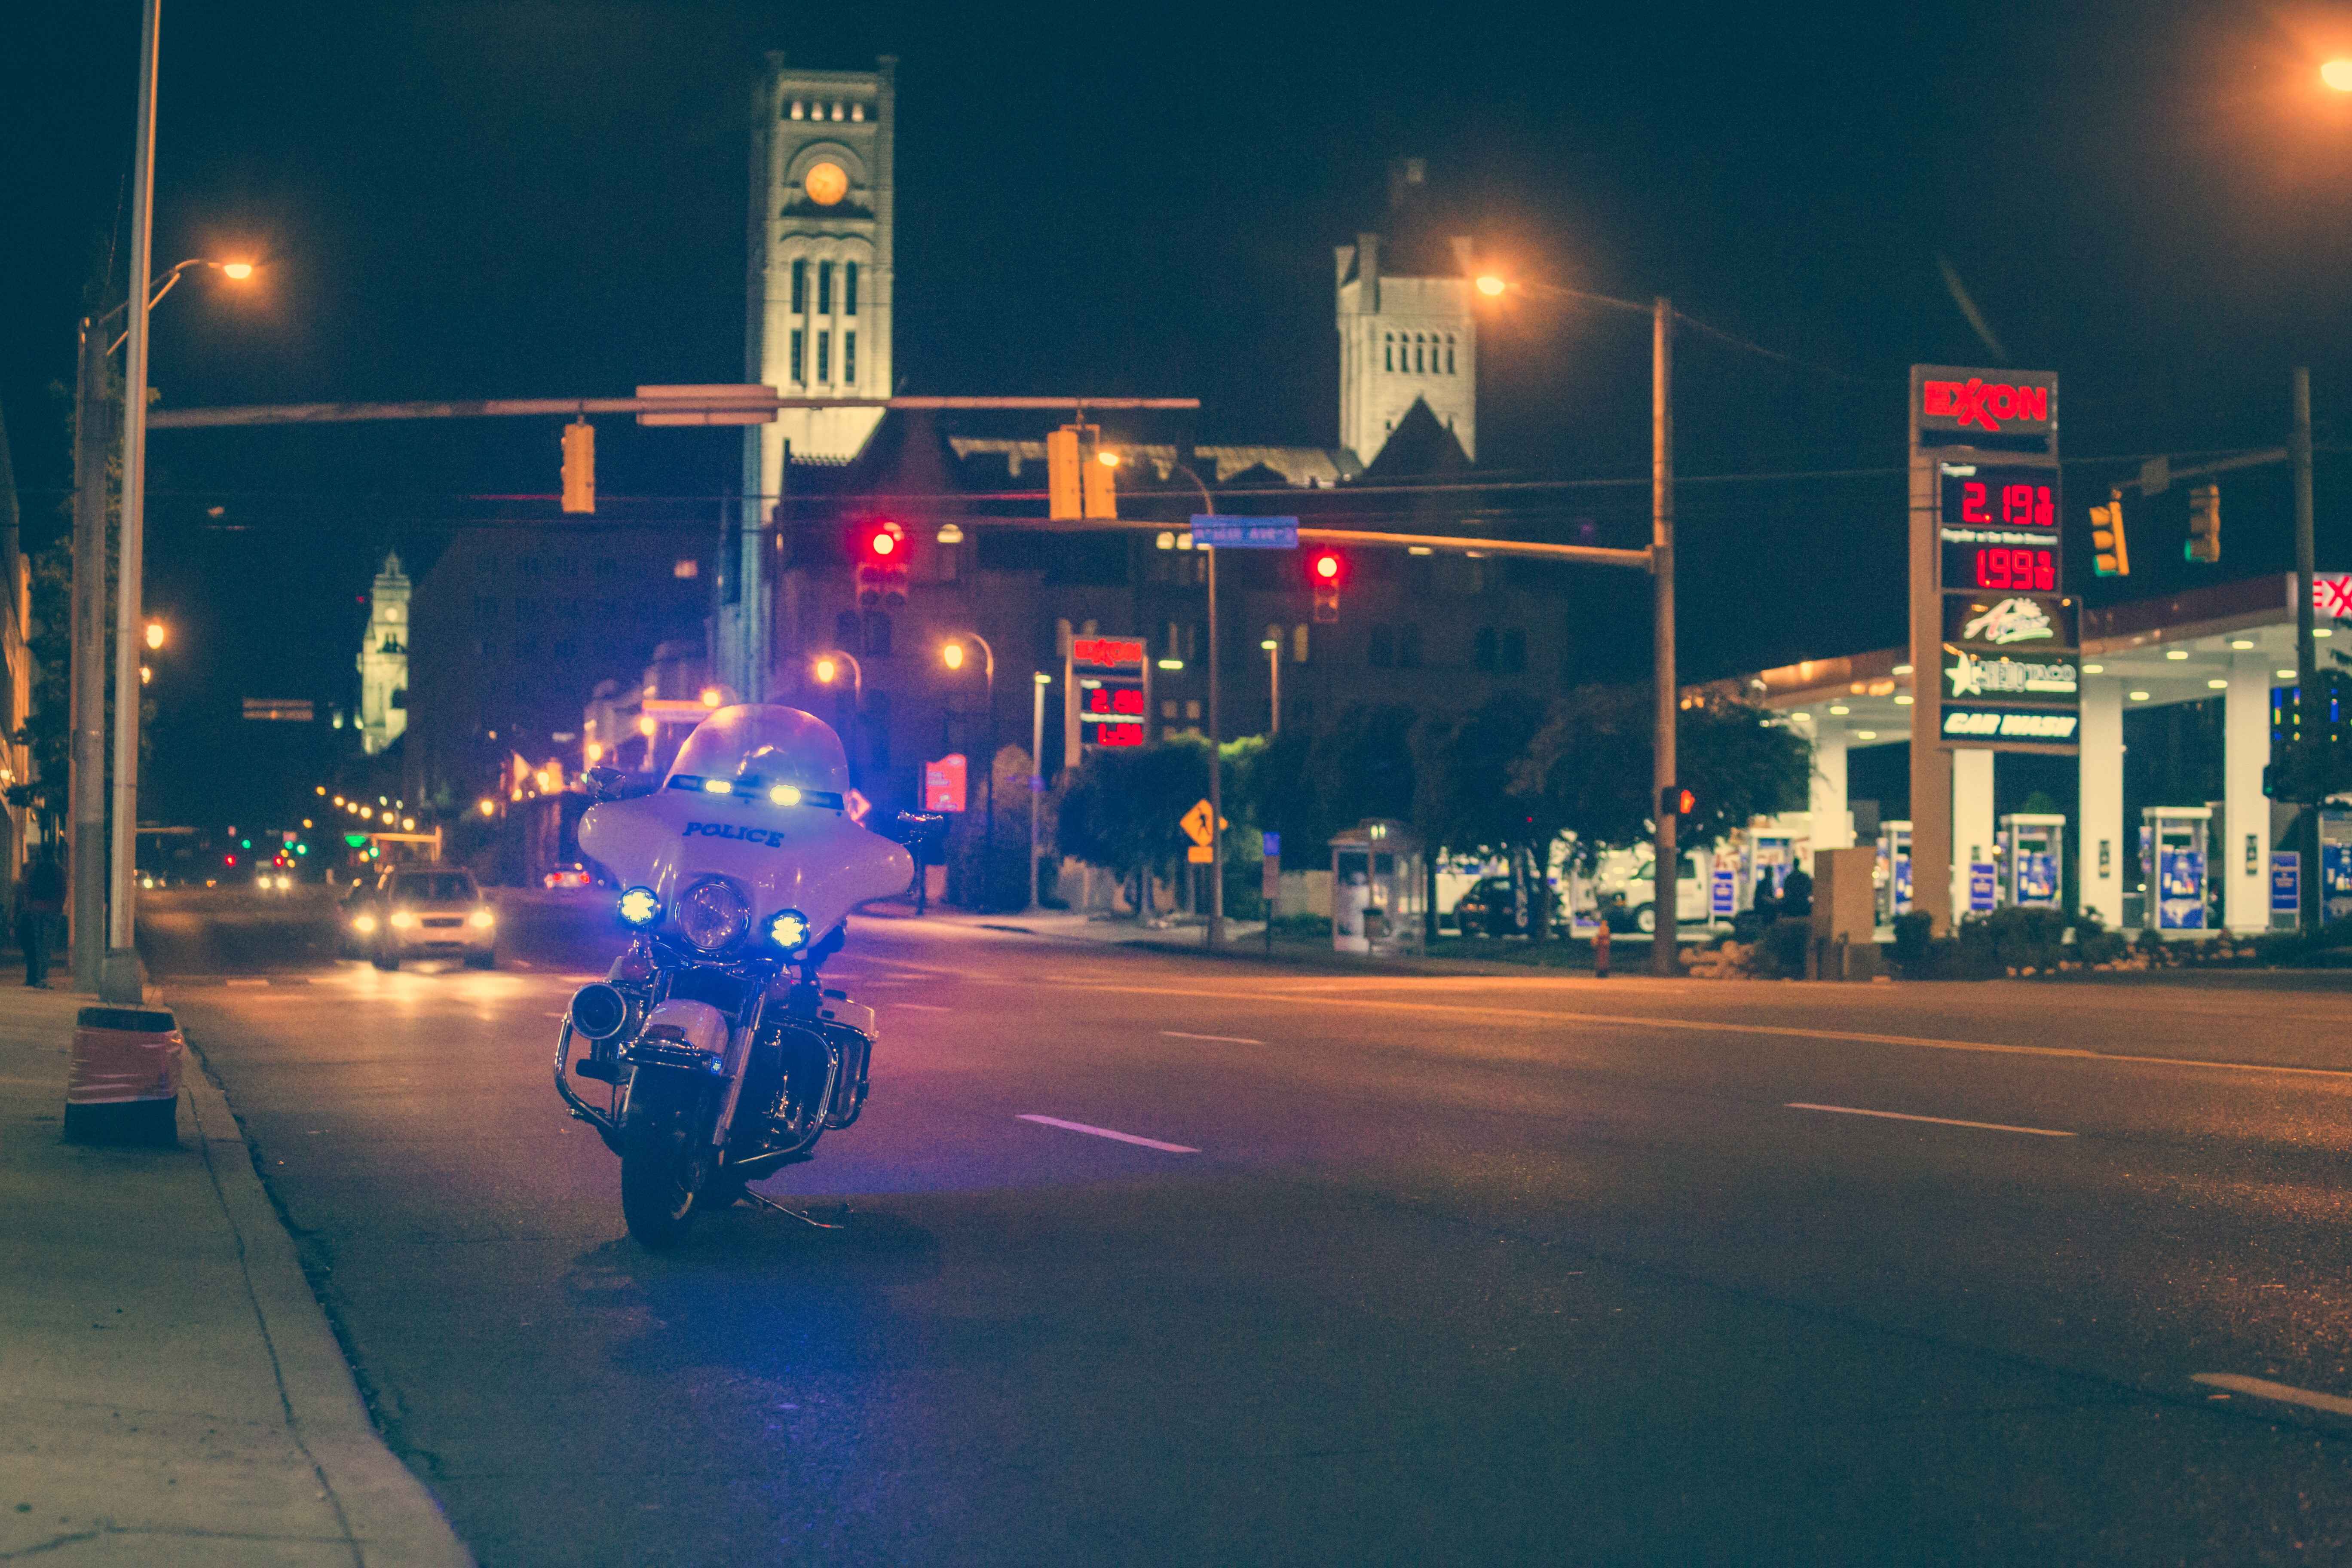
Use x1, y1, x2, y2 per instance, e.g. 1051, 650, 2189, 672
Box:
1186, 845, 1214, 864
1180, 799, 1216, 846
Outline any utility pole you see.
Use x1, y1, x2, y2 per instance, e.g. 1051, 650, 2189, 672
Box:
2294, 366, 2320, 935
102, 0, 160, 1004
1650, 297, 1678, 976
1028, 672, 1047, 911
70, 317, 109, 992
1207, 540, 1223, 949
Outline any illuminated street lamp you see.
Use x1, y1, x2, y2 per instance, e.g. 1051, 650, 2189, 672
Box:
478, 798, 497, 818
143, 619, 165, 650
809, 650, 865, 778
940, 633, 998, 910
1261, 637, 1282, 735
699, 686, 723, 708
2325, 58, 2352, 91
1474, 273, 1508, 297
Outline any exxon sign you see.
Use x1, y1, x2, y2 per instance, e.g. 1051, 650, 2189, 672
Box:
1915, 368, 2057, 438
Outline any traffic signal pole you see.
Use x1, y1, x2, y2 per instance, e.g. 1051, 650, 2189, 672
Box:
2294, 366, 2319, 934
1651, 297, 1679, 977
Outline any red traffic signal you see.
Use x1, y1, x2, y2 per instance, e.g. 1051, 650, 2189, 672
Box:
854, 520, 909, 609
1307, 549, 1345, 623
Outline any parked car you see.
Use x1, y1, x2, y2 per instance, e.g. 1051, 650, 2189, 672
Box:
355, 868, 497, 970
542, 862, 593, 889
1452, 876, 1557, 937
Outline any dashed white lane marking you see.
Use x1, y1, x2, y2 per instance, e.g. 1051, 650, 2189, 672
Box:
1017, 1114, 1200, 1154
893, 1002, 949, 1011
224, 977, 271, 988
2191, 1373, 2352, 1417
1162, 1030, 1265, 1045
1787, 1102, 2075, 1138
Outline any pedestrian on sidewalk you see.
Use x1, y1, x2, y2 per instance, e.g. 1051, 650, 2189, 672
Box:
1779, 863, 1813, 921
15, 848, 64, 988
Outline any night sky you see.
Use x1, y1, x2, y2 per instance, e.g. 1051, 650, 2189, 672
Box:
11, 0, 2352, 824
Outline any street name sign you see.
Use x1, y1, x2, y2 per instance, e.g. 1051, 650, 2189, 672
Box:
1188, 515, 1299, 549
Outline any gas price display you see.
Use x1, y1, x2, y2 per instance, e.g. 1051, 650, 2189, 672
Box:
1078, 682, 1145, 747
1945, 542, 2058, 593
1940, 466, 2057, 532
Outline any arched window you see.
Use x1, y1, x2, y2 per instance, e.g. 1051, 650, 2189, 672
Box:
845, 262, 859, 317
1414, 336, 1425, 373
1446, 335, 1456, 374
790, 259, 806, 313
1384, 333, 1394, 372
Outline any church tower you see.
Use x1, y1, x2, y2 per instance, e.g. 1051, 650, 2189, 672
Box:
1335, 159, 1478, 468
745, 54, 896, 483
356, 552, 410, 756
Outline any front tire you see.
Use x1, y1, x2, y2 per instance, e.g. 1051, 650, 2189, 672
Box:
466, 950, 496, 969
620, 1073, 710, 1250
371, 943, 400, 971
1632, 903, 1657, 935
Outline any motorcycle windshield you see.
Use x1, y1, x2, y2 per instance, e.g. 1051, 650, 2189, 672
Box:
665, 705, 851, 796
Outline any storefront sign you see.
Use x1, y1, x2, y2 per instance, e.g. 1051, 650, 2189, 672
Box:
1916, 370, 2058, 437
1942, 647, 2079, 700
1968, 863, 1997, 912
1943, 593, 2077, 648
1941, 705, 2080, 744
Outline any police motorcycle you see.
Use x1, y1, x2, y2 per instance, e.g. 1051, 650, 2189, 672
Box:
553, 705, 921, 1249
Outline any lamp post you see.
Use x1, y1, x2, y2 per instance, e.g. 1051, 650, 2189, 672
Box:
1261, 637, 1281, 735
941, 633, 996, 911
1029, 671, 1050, 910
809, 649, 864, 778
73, 257, 255, 994
1105, 450, 1228, 947
1476, 271, 1678, 974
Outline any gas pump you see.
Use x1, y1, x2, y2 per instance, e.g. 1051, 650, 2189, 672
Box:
1748, 830, 1797, 912
2321, 808, 2352, 926
1875, 820, 1912, 927
1997, 813, 2066, 910
2143, 805, 2213, 936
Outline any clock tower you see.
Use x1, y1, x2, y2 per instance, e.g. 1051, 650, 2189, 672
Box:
744, 53, 896, 484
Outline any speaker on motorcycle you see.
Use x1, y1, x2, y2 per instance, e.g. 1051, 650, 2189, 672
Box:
569, 983, 634, 1041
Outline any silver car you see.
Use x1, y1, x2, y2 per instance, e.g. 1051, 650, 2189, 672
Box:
356, 868, 497, 969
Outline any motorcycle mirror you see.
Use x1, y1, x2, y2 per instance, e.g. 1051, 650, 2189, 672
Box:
879, 811, 946, 847
582, 767, 630, 802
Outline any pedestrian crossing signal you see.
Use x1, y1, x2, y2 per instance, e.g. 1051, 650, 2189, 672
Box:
1660, 784, 1695, 818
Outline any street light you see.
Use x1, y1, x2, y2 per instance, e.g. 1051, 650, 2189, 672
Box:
101, 257, 258, 354
808, 650, 864, 779
940, 634, 997, 911
1261, 637, 1281, 735
2324, 58, 2352, 91
1474, 268, 1679, 973
1100, 447, 1229, 949
143, 619, 165, 650
1029, 671, 1051, 911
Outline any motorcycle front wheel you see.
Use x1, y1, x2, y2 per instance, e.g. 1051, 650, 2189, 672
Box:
620, 1072, 711, 1250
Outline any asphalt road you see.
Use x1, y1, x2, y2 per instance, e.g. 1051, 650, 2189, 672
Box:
147, 888, 2352, 1565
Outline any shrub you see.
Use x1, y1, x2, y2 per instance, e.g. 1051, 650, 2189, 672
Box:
1753, 916, 1813, 979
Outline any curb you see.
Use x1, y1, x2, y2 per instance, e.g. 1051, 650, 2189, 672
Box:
176, 1015, 477, 1568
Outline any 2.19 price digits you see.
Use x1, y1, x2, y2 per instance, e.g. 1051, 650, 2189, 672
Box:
1958, 479, 2054, 530
1972, 546, 2055, 592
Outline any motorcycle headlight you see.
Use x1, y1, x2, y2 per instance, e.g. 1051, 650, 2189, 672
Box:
616, 886, 661, 928
674, 876, 750, 952
766, 908, 812, 950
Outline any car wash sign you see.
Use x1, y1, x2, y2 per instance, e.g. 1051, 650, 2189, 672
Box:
1912, 365, 2077, 756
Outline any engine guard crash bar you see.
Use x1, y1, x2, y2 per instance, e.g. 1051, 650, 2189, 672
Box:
552, 1019, 625, 1154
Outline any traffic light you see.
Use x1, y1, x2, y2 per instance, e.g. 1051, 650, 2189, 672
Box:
2185, 483, 2220, 563
854, 520, 908, 610
1308, 549, 1345, 622
1045, 424, 1117, 520
560, 419, 595, 514
2089, 497, 2129, 577
1659, 784, 1696, 820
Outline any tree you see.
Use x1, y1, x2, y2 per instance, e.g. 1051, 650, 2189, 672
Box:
1522, 686, 1809, 855
1055, 738, 1211, 917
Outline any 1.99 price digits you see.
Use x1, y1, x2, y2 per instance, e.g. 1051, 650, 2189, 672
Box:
1972, 546, 2055, 592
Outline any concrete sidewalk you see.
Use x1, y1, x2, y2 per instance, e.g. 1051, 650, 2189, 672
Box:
0, 982, 472, 1566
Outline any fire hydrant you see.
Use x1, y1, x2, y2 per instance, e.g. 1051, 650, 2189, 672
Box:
1592, 920, 1611, 979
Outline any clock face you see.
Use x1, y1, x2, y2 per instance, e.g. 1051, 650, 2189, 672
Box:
802, 162, 848, 206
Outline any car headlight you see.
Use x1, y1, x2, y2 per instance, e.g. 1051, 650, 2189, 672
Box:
617, 886, 661, 928
469, 907, 494, 929
389, 910, 416, 929
352, 913, 378, 934
766, 908, 812, 950
674, 876, 750, 952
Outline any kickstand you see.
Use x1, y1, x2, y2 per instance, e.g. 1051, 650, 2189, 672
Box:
741, 1189, 844, 1230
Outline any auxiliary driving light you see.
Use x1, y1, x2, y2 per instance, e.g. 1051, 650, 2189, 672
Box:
617, 886, 662, 928
568, 982, 631, 1041
766, 908, 812, 950
767, 784, 802, 806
